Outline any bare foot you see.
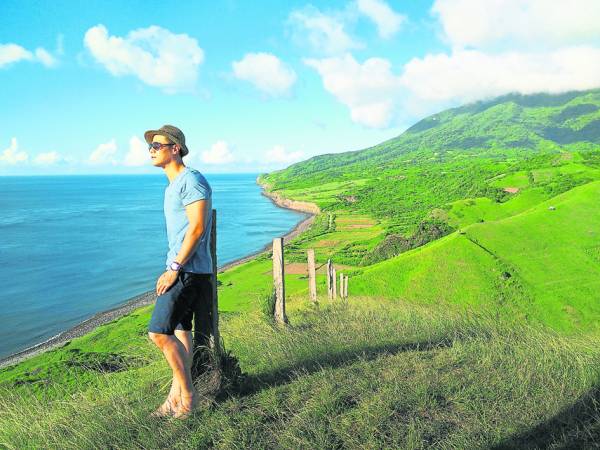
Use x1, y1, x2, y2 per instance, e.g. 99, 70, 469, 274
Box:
151, 394, 179, 418
172, 393, 199, 420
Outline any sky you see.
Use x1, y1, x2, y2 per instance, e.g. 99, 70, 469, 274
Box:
2, 0, 600, 175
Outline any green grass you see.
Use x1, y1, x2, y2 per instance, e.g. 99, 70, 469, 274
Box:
350, 233, 510, 309
447, 189, 547, 228
348, 181, 600, 333
465, 181, 600, 332
489, 171, 531, 188
2, 299, 600, 448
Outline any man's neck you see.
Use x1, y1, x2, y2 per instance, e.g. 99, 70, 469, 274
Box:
164, 161, 187, 183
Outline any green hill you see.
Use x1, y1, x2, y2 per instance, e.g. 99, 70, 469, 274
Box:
352, 181, 600, 332
260, 89, 600, 241
258, 89, 600, 332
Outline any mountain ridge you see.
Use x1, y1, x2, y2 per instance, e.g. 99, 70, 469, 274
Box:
260, 88, 600, 246
267, 88, 600, 183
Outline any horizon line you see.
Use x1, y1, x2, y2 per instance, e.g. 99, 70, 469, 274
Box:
0, 171, 266, 177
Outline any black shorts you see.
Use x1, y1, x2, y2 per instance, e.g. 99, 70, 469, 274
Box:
148, 271, 213, 335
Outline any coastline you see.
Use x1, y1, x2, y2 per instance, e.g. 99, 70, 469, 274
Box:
0, 180, 318, 369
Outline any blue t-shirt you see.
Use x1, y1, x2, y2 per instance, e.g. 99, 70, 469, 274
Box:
164, 166, 213, 274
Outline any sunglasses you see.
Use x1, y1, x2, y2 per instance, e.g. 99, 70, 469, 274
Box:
148, 142, 175, 152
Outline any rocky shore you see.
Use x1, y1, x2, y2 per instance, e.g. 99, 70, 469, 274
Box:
256, 176, 321, 215
0, 181, 318, 369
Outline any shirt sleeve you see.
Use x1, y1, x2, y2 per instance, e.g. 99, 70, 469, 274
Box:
180, 176, 209, 206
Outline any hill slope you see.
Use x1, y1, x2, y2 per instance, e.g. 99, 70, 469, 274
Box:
259, 89, 600, 332
351, 181, 600, 332
260, 89, 600, 242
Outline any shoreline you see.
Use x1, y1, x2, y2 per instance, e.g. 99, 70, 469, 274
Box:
0, 180, 317, 369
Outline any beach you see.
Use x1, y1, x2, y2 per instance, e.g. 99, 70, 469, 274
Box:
0, 183, 317, 369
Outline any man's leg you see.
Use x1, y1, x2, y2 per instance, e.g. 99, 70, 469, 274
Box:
175, 328, 193, 368
153, 329, 193, 413
174, 329, 196, 416
175, 329, 194, 392
149, 331, 197, 415
147, 272, 202, 417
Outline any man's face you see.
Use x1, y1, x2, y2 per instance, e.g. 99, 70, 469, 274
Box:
150, 134, 178, 167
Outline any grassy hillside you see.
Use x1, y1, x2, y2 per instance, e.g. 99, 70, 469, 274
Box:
260, 89, 600, 240
3, 295, 600, 448
351, 181, 600, 332
3, 89, 600, 447
257, 89, 600, 332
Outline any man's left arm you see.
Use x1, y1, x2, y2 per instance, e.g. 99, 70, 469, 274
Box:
175, 200, 207, 267
156, 200, 207, 295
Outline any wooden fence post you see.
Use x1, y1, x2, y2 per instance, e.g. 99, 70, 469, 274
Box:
307, 249, 317, 303
210, 209, 220, 345
344, 275, 349, 300
193, 209, 219, 375
332, 267, 337, 300
339, 272, 344, 299
273, 237, 288, 324
326, 259, 332, 300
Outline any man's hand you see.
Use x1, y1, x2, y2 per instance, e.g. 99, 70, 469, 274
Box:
156, 270, 179, 296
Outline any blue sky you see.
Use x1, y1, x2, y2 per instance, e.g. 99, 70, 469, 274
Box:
2, 0, 600, 175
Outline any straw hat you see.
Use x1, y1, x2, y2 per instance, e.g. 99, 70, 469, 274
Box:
144, 124, 189, 157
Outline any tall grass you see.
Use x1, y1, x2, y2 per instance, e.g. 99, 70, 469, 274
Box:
2, 298, 600, 448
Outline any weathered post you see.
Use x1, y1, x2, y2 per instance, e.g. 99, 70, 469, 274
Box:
307, 249, 317, 303
326, 259, 332, 300
273, 237, 288, 324
344, 275, 349, 300
209, 209, 220, 345
193, 208, 219, 375
332, 267, 337, 300
339, 272, 344, 299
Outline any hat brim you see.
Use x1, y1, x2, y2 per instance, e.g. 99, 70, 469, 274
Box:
144, 129, 189, 157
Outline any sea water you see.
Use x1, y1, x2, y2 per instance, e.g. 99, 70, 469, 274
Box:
0, 173, 308, 359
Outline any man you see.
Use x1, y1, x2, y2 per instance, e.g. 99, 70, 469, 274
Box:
145, 124, 213, 419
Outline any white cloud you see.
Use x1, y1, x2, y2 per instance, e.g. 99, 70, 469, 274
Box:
398, 1, 600, 117
289, 6, 362, 54
34, 48, 58, 67
232, 53, 297, 96
264, 145, 304, 164
0, 44, 32, 67
0, 43, 57, 68
123, 136, 149, 166
0, 138, 28, 164
400, 47, 600, 108
305, 54, 402, 128
84, 24, 204, 93
357, 0, 406, 39
432, 0, 600, 49
303, 2, 600, 129
306, 47, 600, 129
89, 139, 118, 165
201, 141, 236, 164
33, 151, 62, 165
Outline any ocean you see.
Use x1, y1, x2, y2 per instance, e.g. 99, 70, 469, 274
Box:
0, 172, 308, 360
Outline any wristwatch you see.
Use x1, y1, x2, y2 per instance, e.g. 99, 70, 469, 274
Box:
169, 261, 182, 272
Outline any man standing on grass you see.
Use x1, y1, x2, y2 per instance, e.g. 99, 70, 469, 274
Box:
145, 124, 213, 419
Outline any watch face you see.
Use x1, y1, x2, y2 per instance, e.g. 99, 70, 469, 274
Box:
170, 262, 180, 271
